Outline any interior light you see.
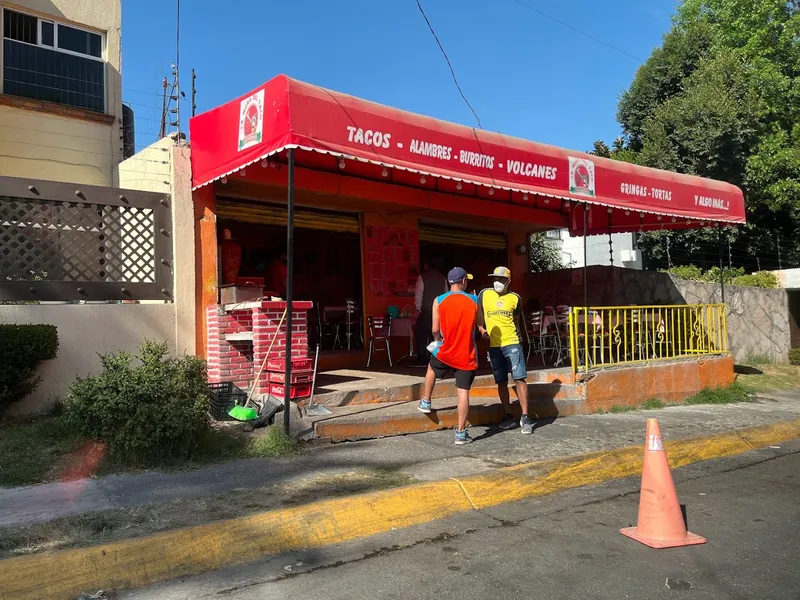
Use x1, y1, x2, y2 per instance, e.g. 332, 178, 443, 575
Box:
338, 159, 346, 169
607, 208, 613, 214
239, 169, 246, 177
544, 198, 550, 204
624, 210, 630, 216
420, 176, 427, 184
221, 177, 228, 184
261, 159, 268, 168
381, 168, 389, 177
522, 193, 529, 201
488, 188, 494, 196
456, 182, 463, 190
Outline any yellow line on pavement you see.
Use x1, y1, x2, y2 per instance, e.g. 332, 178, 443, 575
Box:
2, 419, 799, 600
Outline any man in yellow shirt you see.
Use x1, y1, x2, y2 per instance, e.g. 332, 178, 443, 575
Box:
477, 267, 532, 434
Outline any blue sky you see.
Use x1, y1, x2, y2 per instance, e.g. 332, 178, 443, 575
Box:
121, 0, 677, 153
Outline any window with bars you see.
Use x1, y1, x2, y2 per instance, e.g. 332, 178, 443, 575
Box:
2, 8, 106, 112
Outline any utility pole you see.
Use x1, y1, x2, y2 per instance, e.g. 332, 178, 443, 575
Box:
175, 0, 181, 138
665, 236, 672, 269
191, 68, 197, 117
158, 77, 168, 139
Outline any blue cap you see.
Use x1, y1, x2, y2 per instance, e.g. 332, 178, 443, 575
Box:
447, 267, 473, 284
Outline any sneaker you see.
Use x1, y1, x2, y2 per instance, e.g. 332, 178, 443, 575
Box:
454, 429, 472, 445
520, 415, 534, 435
418, 399, 432, 414
497, 414, 518, 430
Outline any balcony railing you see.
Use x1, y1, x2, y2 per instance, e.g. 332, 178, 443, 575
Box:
569, 304, 729, 374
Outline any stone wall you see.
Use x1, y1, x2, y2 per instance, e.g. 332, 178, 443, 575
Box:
524, 266, 790, 364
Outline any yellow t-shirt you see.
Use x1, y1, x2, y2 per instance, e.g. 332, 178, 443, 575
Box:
479, 288, 522, 348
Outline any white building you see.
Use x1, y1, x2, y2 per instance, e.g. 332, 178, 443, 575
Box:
546, 229, 643, 269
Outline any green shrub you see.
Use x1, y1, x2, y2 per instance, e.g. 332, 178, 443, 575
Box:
731, 272, 779, 289
0, 325, 58, 412
789, 349, 800, 366
663, 265, 704, 281
65, 341, 210, 465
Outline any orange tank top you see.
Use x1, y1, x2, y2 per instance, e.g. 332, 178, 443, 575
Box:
433, 291, 478, 371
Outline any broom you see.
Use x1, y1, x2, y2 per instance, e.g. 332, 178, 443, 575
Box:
228, 308, 287, 421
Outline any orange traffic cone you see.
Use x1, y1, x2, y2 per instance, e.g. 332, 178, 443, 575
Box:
620, 418, 706, 549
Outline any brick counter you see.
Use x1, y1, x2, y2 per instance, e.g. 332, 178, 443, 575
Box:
207, 301, 313, 395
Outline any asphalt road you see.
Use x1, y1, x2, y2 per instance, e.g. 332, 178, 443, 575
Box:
123, 443, 800, 600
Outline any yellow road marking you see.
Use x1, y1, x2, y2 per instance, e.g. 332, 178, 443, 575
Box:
1, 419, 798, 600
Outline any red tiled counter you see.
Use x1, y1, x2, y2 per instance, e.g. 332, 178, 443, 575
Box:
207, 301, 312, 396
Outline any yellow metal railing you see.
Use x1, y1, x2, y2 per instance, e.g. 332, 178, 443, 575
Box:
569, 304, 729, 374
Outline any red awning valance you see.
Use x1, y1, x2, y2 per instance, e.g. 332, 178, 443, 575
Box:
189, 75, 745, 235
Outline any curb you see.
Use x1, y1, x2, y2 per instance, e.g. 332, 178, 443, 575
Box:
2, 419, 799, 600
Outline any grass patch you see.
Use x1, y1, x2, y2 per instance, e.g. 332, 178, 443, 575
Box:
0, 416, 81, 487
245, 426, 300, 458
641, 398, 666, 410
683, 382, 751, 405
0, 467, 415, 559
1, 417, 302, 488
736, 365, 800, 394
609, 405, 636, 413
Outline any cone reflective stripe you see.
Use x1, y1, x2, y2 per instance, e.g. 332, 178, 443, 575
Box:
620, 418, 706, 549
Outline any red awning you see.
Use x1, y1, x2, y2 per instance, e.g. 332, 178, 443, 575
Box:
189, 75, 745, 235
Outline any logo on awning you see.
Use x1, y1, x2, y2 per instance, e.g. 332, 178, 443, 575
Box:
569, 157, 596, 198
238, 89, 264, 151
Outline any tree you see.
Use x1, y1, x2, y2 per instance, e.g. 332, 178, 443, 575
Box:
610, 0, 800, 271
528, 233, 566, 272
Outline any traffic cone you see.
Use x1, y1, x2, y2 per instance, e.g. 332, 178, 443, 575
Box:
620, 418, 706, 549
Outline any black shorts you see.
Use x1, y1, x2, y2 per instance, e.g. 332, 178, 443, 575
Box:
429, 355, 476, 390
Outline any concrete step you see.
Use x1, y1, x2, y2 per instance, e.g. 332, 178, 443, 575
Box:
312, 394, 584, 442
313, 368, 576, 408
471, 382, 581, 402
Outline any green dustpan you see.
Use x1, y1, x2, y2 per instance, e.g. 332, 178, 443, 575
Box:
228, 405, 259, 421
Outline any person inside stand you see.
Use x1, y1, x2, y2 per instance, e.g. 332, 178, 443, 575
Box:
413, 258, 447, 366
417, 268, 478, 446
478, 266, 533, 435
266, 251, 287, 299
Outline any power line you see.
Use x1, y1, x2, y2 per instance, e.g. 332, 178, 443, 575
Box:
512, 0, 643, 62
414, 0, 482, 129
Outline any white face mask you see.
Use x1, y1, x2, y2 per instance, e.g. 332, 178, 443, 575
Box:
493, 281, 507, 293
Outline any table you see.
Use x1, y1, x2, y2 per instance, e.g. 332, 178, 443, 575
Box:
392, 316, 416, 360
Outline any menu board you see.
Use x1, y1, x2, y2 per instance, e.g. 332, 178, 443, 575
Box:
366, 225, 419, 297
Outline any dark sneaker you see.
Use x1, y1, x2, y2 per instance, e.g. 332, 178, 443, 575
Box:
418, 399, 433, 414
497, 414, 518, 430
520, 415, 534, 435
455, 429, 472, 445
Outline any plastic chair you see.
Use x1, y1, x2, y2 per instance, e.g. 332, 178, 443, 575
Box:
366, 315, 393, 367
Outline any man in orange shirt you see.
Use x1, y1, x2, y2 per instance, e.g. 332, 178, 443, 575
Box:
417, 267, 478, 445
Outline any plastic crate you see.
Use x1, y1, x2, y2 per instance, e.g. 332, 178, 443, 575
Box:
268, 382, 312, 400
266, 357, 313, 372
268, 370, 313, 384
208, 381, 248, 421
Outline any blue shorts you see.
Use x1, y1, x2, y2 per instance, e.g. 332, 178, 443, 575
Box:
488, 344, 527, 384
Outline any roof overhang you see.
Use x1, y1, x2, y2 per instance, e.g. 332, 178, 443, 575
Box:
189, 75, 746, 236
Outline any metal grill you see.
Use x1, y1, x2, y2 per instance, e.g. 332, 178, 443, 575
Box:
0, 176, 172, 301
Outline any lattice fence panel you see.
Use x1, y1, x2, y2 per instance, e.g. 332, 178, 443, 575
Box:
0, 198, 155, 282
0, 177, 172, 301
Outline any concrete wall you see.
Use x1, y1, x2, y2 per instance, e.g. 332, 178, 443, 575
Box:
769, 268, 800, 290
0, 0, 123, 186
525, 266, 791, 364
119, 136, 196, 356
0, 304, 175, 416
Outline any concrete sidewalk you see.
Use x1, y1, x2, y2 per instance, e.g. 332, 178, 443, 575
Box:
2, 390, 799, 528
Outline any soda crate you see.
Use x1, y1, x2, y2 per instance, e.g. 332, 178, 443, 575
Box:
266, 356, 313, 372
268, 370, 314, 384
268, 382, 312, 400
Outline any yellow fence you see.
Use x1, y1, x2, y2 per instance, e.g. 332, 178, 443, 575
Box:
569, 304, 729, 374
